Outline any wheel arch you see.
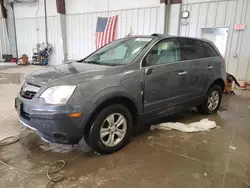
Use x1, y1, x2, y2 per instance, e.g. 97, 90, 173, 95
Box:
85, 95, 140, 135
207, 78, 225, 92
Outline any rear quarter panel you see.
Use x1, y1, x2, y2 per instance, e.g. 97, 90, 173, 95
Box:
207, 41, 226, 80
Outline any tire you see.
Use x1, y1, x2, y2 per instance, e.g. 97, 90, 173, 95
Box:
83, 129, 91, 147
88, 104, 133, 154
197, 85, 222, 114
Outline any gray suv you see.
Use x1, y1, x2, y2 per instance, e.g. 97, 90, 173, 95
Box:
15, 34, 226, 154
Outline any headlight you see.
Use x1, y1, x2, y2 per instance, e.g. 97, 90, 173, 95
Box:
40, 86, 76, 104
21, 79, 25, 87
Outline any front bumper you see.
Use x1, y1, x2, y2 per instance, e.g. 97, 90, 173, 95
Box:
15, 95, 95, 144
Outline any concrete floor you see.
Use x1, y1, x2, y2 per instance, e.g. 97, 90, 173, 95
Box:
0, 66, 250, 188
0, 62, 18, 70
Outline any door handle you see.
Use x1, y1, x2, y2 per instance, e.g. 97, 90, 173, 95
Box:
178, 71, 187, 75
145, 67, 153, 75
207, 65, 213, 69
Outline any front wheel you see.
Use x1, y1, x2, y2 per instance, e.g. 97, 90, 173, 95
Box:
197, 85, 222, 114
88, 104, 133, 154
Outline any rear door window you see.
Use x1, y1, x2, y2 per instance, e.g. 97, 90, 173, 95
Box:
179, 38, 207, 61
202, 42, 219, 57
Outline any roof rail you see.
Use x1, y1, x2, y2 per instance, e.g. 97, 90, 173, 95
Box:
151, 33, 160, 37
151, 33, 165, 37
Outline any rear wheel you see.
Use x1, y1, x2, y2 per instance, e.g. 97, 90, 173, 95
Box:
88, 104, 132, 154
197, 85, 222, 114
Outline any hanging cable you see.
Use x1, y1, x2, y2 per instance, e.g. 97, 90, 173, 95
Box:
44, 0, 48, 45
0, 135, 66, 188
107, 0, 110, 16
35, 0, 40, 43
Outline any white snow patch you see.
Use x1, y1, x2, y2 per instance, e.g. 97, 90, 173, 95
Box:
151, 119, 216, 133
229, 145, 236, 150
147, 136, 153, 140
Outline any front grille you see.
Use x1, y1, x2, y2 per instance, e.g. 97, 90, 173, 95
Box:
20, 82, 40, 100
20, 89, 36, 99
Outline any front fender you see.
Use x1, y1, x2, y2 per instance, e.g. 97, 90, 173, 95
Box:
90, 86, 142, 114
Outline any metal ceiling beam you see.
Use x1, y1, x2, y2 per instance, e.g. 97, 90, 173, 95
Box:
56, 0, 67, 62
44, 0, 48, 44
0, 0, 7, 18
160, 0, 182, 4
160, 0, 182, 35
56, 0, 65, 14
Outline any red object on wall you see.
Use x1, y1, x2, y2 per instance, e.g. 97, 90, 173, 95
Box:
235, 24, 245, 31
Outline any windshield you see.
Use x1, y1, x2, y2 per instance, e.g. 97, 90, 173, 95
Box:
84, 37, 153, 66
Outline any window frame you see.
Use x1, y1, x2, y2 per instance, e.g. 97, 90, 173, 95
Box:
141, 37, 181, 68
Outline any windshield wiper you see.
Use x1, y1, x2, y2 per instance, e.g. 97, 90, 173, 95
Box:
102, 63, 126, 66
76, 58, 85, 63
85, 61, 114, 66
85, 61, 125, 66
85, 60, 102, 65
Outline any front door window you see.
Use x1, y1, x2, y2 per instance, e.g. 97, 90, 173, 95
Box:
143, 38, 181, 67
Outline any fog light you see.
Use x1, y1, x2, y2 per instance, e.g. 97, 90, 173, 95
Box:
69, 112, 82, 118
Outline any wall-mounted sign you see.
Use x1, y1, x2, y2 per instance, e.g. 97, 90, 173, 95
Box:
182, 11, 189, 18
235, 24, 245, 30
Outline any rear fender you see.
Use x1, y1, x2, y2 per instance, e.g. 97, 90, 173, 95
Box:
205, 77, 225, 94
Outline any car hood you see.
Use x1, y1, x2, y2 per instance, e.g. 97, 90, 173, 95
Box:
26, 62, 125, 86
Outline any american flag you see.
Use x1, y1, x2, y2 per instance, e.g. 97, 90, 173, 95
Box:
96, 15, 118, 49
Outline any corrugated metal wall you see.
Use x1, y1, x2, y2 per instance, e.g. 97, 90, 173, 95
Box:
180, 0, 250, 81
15, 16, 62, 65
0, 18, 10, 58
13, 6, 160, 64
66, 7, 160, 60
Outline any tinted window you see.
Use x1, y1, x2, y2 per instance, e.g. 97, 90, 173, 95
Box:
143, 38, 181, 67
202, 42, 219, 57
179, 38, 206, 60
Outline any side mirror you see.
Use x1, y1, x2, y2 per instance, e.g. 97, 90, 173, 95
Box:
144, 67, 153, 75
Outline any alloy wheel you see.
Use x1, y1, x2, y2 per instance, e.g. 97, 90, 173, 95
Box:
100, 113, 127, 147
207, 91, 220, 111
